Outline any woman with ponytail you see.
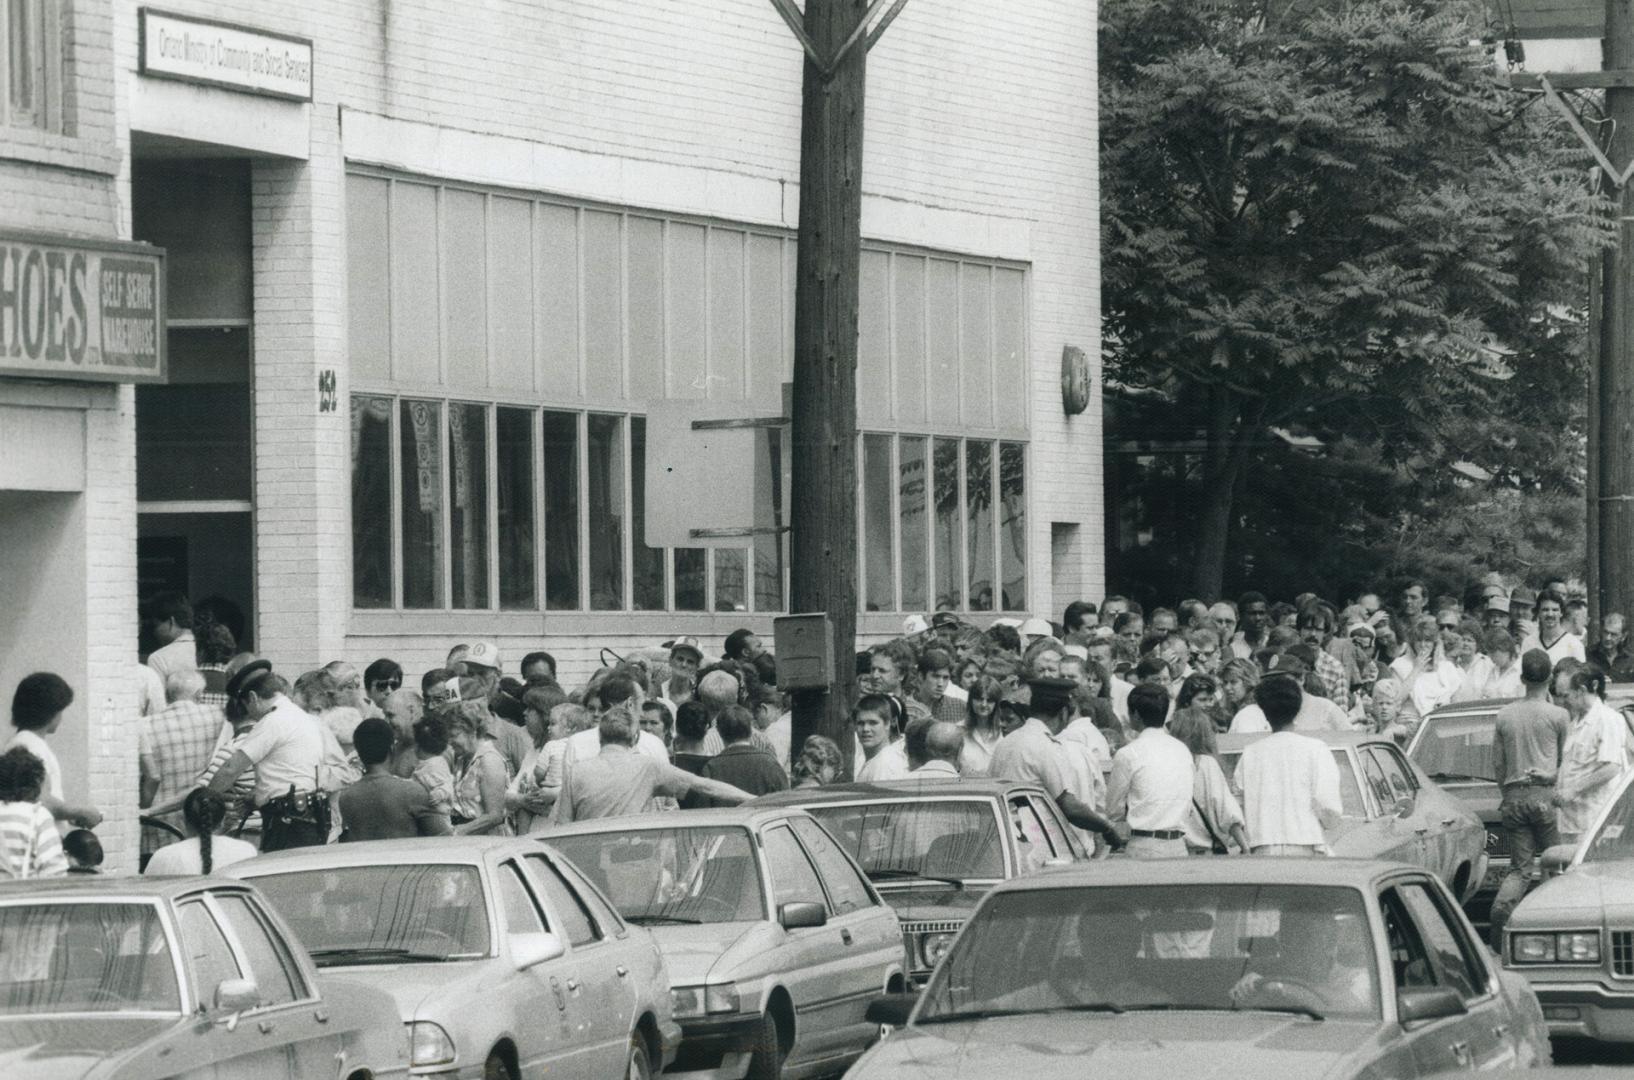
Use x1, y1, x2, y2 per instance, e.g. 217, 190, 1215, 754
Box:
143, 788, 257, 875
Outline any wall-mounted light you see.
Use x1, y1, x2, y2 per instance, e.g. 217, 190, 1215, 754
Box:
1061, 344, 1090, 416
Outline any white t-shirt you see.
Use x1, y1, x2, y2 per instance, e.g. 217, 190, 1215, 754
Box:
143, 835, 258, 876
3, 729, 62, 802
855, 741, 910, 782
1522, 631, 1587, 667
1234, 731, 1343, 849
1228, 692, 1351, 735
566, 726, 669, 767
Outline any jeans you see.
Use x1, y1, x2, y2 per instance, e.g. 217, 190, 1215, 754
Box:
1489, 787, 1559, 950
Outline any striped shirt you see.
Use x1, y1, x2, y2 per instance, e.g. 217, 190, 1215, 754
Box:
0, 801, 67, 880
139, 700, 228, 857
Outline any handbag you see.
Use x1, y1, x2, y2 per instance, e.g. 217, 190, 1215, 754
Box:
1193, 797, 1230, 855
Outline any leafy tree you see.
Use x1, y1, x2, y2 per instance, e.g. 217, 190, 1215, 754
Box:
1100, 0, 1612, 599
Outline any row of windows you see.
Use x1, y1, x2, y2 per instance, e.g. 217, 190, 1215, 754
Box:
350, 394, 1027, 614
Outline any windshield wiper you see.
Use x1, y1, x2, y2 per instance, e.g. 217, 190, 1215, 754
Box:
306, 946, 459, 964
625, 914, 704, 926
867, 868, 967, 888
1425, 771, 1494, 783
918, 1002, 1125, 1024
1109, 1002, 1326, 1022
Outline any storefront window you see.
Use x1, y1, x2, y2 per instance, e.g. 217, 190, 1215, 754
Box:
400, 399, 445, 609
630, 417, 666, 611
899, 437, 928, 612
863, 434, 894, 612
753, 428, 785, 612
449, 404, 489, 610
674, 549, 707, 612
933, 438, 962, 611
966, 440, 994, 612
496, 407, 535, 610
542, 411, 580, 610
350, 396, 393, 608
714, 549, 746, 613
587, 414, 625, 611
999, 441, 1026, 612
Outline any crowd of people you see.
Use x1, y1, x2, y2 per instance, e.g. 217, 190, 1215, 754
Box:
0, 578, 1629, 913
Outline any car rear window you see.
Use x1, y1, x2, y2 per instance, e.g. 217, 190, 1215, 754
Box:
250, 864, 491, 963
804, 800, 1005, 882
0, 903, 181, 1015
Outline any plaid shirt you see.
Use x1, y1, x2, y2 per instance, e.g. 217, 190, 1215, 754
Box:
930, 694, 968, 726
196, 663, 231, 710
1312, 647, 1349, 705
139, 699, 227, 856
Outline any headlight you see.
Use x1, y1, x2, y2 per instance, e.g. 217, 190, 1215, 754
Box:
670, 983, 740, 1018
918, 931, 957, 968
1511, 931, 1601, 964
408, 1021, 456, 1066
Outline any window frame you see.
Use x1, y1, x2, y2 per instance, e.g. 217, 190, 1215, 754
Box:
521, 852, 603, 949
207, 892, 312, 1009
787, 816, 878, 917
759, 823, 829, 915
494, 859, 548, 936
1394, 879, 1493, 1003
2, 0, 63, 134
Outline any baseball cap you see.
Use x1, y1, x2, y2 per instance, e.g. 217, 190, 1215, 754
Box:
991, 617, 1023, 630
903, 614, 930, 637
668, 636, 704, 661
1345, 622, 1376, 640
931, 611, 962, 629
1511, 587, 1537, 608
1267, 654, 1309, 677
464, 641, 502, 671
1485, 595, 1511, 614
1019, 617, 1053, 639
1063, 643, 1090, 660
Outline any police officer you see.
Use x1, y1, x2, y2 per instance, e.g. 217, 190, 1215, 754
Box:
206, 660, 349, 851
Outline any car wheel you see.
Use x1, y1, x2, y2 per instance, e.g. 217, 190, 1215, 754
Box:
625, 1034, 652, 1080
484, 1051, 516, 1080
744, 1010, 785, 1080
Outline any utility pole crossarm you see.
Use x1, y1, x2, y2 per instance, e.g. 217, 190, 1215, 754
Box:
765, 0, 909, 80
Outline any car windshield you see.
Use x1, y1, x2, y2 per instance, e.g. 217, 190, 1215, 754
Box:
1222, 749, 1365, 817
804, 801, 1004, 882
551, 827, 766, 925
1584, 777, 1634, 863
918, 884, 1380, 1023
250, 865, 491, 963
0, 902, 181, 1015
1409, 716, 1496, 782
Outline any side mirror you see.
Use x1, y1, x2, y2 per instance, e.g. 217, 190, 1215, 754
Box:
511, 931, 566, 971
1541, 844, 1577, 874
778, 901, 828, 930
213, 978, 259, 1031
1393, 796, 1416, 820
865, 992, 918, 1027
1397, 986, 1467, 1025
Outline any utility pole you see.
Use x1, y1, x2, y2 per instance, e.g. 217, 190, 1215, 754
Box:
1601, 0, 1634, 627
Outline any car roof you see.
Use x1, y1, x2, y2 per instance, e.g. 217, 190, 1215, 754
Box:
1217, 730, 1389, 753
540, 805, 810, 839
0, 875, 248, 901
1424, 699, 1510, 719
754, 778, 1041, 807
223, 834, 544, 876
991, 856, 1425, 892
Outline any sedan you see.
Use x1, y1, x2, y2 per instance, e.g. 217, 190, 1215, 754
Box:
0, 876, 409, 1080
225, 836, 680, 1080
1407, 699, 1508, 921
754, 779, 1085, 983
1221, 731, 1488, 904
543, 806, 905, 1080
1502, 768, 1634, 1043
849, 858, 1551, 1080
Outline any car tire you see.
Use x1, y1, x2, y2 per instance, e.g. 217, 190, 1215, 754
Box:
625, 1034, 653, 1080
484, 1051, 516, 1080
744, 1010, 785, 1080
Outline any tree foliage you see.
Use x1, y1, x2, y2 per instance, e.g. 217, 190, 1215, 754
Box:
1100, 0, 1613, 599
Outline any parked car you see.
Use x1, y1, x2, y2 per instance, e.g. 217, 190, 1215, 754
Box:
1219, 731, 1488, 904
754, 779, 1085, 984
1408, 698, 1510, 923
225, 836, 679, 1080
542, 806, 905, 1080
849, 858, 1551, 1080
1501, 768, 1634, 1043
0, 875, 410, 1080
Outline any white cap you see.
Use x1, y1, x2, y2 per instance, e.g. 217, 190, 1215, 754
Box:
902, 614, 930, 636
1019, 617, 1053, 639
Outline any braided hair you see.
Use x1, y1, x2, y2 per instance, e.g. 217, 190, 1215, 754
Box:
183, 788, 228, 874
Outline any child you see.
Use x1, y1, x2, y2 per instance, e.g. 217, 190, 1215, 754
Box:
411, 712, 457, 816
63, 828, 103, 873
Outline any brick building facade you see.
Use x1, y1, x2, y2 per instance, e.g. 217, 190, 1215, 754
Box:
1, 1, 1101, 870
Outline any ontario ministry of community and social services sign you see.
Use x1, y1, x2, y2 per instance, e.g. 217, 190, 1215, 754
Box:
0, 231, 167, 385
139, 8, 314, 102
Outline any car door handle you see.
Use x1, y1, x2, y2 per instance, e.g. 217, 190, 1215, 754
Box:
257, 1020, 274, 1035
1493, 1023, 1510, 1040
1441, 817, 1458, 826
313, 1008, 329, 1024
1415, 826, 1430, 835
566, 978, 581, 994
616, 965, 629, 978
840, 929, 854, 946
1450, 1040, 1473, 1068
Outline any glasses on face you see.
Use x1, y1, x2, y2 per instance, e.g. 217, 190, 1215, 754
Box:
371, 679, 401, 692
1437, 622, 1458, 632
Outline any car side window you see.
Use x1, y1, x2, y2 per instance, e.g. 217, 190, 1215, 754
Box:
1378, 888, 1438, 994
496, 861, 546, 935
1371, 747, 1417, 799
1028, 795, 1077, 858
176, 900, 243, 1004
1397, 883, 1486, 1001
789, 817, 873, 915
212, 895, 305, 1006
1008, 795, 1059, 862
761, 825, 827, 911
551, 855, 627, 937
1358, 752, 1393, 812
523, 854, 600, 948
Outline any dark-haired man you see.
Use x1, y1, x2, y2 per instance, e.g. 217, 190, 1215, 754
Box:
337, 717, 451, 841
520, 651, 557, 683
1522, 590, 1586, 665
723, 629, 763, 663
696, 706, 787, 806
1107, 684, 1193, 858
1233, 676, 1342, 855
990, 678, 1126, 849
1488, 649, 1568, 948
144, 592, 197, 682
1233, 592, 1269, 660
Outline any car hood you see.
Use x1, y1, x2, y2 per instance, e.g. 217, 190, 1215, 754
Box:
650, 922, 762, 985
313, 959, 498, 1020
879, 886, 987, 924
0, 1015, 177, 1080
1513, 860, 1634, 926
851, 1011, 1386, 1080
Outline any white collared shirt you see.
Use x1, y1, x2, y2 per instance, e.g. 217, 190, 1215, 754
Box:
1106, 727, 1194, 832
1234, 730, 1343, 849
910, 759, 961, 778
234, 695, 348, 807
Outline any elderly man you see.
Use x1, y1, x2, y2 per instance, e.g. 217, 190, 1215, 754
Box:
906, 719, 965, 778
381, 688, 425, 777
550, 704, 752, 823
698, 668, 777, 756
206, 660, 352, 851
1588, 613, 1634, 682
138, 670, 228, 867
566, 671, 671, 766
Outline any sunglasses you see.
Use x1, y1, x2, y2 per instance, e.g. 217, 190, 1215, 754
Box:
1437, 623, 1458, 632
371, 679, 402, 691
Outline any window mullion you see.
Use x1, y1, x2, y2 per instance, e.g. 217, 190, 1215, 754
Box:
891, 434, 902, 613
390, 396, 404, 610
533, 408, 546, 612
439, 401, 453, 610
577, 410, 590, 611
487, 403, 500, 610
621, 412, 634, 612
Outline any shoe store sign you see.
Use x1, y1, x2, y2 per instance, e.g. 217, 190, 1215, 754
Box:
140, 8, 313, 102
0, 231, 167, 385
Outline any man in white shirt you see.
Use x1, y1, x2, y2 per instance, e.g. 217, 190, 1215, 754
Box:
1234, 676, 1343, 855
1523, 591, 1586, 666
1106, 684, 1194, 858
1228, 655, 1351, 733
566, 670, 670, 767
989, 679, 1126, 850
144, 592, 198, 682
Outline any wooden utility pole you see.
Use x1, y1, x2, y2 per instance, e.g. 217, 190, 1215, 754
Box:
1601, 0, 1634, 626
788, 0, 869, 772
